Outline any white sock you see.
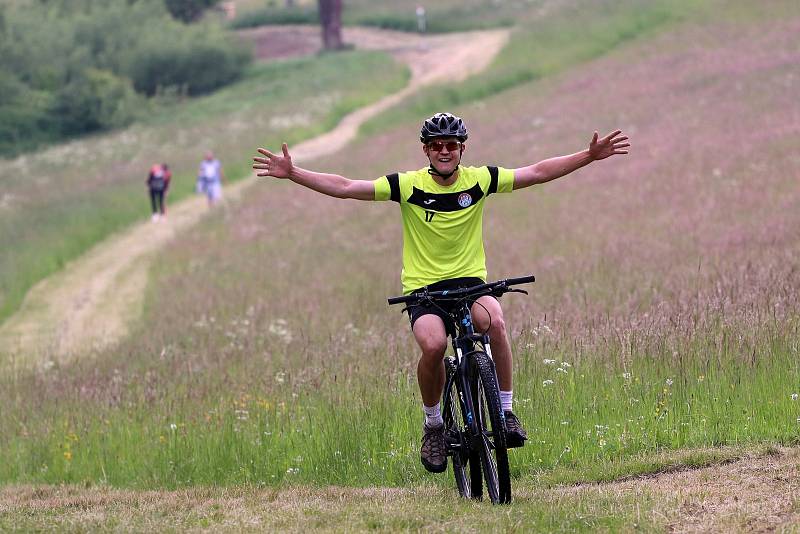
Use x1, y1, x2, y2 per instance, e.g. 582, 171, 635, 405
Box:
500, 390, 513, 412
423, 402, 443, 428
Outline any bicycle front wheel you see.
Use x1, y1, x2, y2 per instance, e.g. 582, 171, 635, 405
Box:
442, 358, 481, 499
472, 351, 511, 504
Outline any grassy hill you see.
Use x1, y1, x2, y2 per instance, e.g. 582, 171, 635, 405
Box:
1, 0, 799, 529
0, 50, 407, 324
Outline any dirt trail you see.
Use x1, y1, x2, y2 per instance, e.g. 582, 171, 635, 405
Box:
0, 27, 508, 369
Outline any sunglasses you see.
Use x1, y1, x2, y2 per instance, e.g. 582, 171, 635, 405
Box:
427, 140, 462, 152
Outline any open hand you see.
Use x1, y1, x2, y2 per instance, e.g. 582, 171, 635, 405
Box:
589, 130, 630, 160
253, 143, 293, 178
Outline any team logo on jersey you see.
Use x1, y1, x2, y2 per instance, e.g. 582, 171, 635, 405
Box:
457, 192, 473, 208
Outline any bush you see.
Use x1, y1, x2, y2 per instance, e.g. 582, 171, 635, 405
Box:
126, 32, 250, 96
0, 71, 55, 155
164, 0, 221, 23
51, 68, 143, 134
229, 4, 319, 28
0, 0, 251, 156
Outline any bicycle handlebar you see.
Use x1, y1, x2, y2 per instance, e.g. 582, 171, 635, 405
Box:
387, 275, 535, 306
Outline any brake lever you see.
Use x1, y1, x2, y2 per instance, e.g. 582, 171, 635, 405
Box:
508, 288, 528, 295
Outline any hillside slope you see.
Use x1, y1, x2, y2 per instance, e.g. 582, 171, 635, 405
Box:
0, 28, 508, 367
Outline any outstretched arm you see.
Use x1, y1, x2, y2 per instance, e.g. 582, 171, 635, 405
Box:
253, 143, 374, 201
513, 130, 629, 190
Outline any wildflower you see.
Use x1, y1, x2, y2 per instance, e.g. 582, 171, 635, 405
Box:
792, 393, 798, 401
698, 375, 705, 382
598, 439, 607, 448
561, 421, 569, 425
665, 378, 674, 386
268, 320, 293, 344
169, 423, 178, 431
561, 361, 572, 368
556, 367, 567, 374
542, 379, 554, 387
622, 372, 631, 379
286, 467, 300, 474
63, 451, 72, 461
543, 359, 556, 365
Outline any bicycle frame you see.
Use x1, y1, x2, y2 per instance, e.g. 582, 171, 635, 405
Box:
445, 298, 498, 443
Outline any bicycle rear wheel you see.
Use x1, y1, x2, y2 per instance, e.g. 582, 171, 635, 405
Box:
442, 358, 482, 499
471, 351, 512, 504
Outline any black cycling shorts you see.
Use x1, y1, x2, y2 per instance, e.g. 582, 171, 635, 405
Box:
406, 277, 485, 336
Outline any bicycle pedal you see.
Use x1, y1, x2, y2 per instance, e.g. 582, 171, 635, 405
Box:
505, 437, 527, 449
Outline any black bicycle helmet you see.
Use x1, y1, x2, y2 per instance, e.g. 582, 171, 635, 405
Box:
420, 112, 468, 143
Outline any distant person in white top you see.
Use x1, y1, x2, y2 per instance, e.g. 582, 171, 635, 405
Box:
197, 151, 225, 207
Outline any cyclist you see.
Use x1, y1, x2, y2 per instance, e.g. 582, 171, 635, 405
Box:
253, 112, 629, 473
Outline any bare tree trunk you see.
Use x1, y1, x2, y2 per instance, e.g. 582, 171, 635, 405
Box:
318, 0, 344, 51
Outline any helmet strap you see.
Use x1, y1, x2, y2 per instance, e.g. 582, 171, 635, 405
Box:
428, 164, 459, 180
426, 145, 464, 181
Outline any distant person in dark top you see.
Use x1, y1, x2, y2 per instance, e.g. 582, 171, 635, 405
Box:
147, 163, 169, 222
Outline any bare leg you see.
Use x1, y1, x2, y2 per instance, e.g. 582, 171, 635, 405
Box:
412, 314, 448, 407
471, 295, 512, 391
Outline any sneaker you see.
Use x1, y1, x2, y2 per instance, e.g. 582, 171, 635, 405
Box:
504, 411, 528, 448
420, 423, 447, 473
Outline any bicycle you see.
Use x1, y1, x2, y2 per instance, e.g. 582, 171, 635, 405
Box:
388, 275, 535, 504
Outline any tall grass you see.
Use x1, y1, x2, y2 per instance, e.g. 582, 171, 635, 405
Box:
359, 0, 697, 138
2, 325, 797, 487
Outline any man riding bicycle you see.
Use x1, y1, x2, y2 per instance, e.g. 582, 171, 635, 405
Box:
253, 113, 629, 473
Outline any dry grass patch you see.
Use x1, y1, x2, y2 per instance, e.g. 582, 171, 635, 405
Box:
3, 449, 798, 532
558, 447, 800, 533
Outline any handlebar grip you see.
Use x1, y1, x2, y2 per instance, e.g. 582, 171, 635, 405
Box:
387, 295, 415, 305
505, 275, 536, 285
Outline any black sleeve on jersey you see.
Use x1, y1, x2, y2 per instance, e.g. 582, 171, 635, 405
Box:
487, 166, 499, 196
386, 173, 400, 203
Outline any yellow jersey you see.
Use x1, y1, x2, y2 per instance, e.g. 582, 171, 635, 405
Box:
373, 166, 515, 293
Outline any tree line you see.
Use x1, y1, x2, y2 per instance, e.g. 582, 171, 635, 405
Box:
0, 0, 250, 158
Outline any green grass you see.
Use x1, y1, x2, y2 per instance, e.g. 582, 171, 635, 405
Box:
232, 0, 524, 32
2, 327, 798, 488
0, 50, 408, 325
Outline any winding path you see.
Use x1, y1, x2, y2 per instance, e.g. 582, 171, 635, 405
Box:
0, 27, 509, 369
